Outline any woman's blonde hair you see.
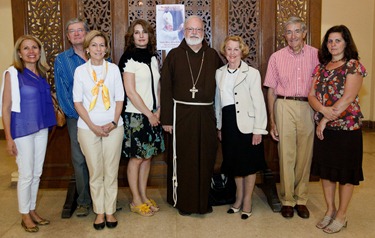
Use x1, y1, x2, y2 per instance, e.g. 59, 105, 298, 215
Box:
83, 30, 110, 59
220, 35, 249, 59
13, 35, 50, 77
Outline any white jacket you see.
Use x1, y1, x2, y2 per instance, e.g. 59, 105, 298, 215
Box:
215, 61, 268, 135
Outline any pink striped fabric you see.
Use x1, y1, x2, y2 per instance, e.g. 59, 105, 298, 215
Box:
264, 44, 319, 97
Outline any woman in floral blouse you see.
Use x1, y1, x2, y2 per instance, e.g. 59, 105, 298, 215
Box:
308, 25, 367, 234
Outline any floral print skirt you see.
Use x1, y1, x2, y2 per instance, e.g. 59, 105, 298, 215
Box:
122, 112, 165, 159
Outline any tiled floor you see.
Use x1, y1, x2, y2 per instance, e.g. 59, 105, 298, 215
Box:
0, 131, 374, 238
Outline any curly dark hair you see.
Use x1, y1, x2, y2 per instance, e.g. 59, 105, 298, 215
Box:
319, 25, 359, 64
125, 19, 156, 54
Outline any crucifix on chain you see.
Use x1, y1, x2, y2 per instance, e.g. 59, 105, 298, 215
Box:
190, 86, 198, 99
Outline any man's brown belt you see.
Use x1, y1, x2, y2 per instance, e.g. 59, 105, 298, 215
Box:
277, 95, 308, 102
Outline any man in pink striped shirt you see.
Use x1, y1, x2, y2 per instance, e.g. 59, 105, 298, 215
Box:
264, 16, 319, 219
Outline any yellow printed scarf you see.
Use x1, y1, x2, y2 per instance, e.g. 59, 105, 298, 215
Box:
87, 60, 110, 111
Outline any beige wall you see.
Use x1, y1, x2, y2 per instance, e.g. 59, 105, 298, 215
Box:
321, 0, 375, 121
0, 0, 13, 129
0, 0, 374, 130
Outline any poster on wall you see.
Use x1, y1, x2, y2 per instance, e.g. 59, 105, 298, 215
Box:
156, 4, 185, 50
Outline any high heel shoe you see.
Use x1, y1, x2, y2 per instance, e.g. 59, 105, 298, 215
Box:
129, 203, 153, 217
241, 210, 252, 220
227, 206, 241, 214
145, 199, 160, 212
21, 220, 39, 232
323, 218, 347, 234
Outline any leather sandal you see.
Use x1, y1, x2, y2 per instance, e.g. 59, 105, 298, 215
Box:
323, 218, 347, 234
145, 199, 160, 212
316, 215, 333, 229
129, 203, 153, 217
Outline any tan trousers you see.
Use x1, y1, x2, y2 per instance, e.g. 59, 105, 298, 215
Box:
275, 99, 314, 207
78, 126, 123, 214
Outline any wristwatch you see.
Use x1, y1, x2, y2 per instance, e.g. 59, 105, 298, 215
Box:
111, 121, 117, 127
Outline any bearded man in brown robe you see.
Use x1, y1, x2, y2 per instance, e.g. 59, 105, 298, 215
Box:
160, 15, 223, 215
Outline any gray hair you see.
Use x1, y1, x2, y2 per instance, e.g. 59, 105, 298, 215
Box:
184, 15, 204, 28
65, 17, 89, 32
284, 16, 306, 32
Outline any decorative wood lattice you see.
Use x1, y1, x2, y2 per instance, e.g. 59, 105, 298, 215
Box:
228, 0, 259, 68
26, 0, 63, 87
178, 0, 212, 46
127, 1, 162, 63
78, 0, 112, 47
127, 0, 160, 27
276, 0, 308, 49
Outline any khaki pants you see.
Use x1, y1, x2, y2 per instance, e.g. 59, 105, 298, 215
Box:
275, 99, 314, 206
78, 126, 123, 214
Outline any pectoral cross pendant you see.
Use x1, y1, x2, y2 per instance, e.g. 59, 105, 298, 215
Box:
190, 86, 198, 99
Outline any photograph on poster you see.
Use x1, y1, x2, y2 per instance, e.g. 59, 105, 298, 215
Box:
156, 4, 185, 50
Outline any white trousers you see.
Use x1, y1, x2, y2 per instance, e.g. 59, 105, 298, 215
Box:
78, 126, 123, 214
14, 129, 48, 214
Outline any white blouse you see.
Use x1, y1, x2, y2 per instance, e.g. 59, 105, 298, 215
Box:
220, 68, 239, 108
73, 61, 124, 129
123, 56, 160, 114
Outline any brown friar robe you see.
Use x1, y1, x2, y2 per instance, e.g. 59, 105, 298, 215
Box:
160, 39, 223, 214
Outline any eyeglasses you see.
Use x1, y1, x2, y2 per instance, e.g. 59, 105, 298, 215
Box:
185, 27, 204, 33
68, 28, 85, 34
285, 29, 303, 36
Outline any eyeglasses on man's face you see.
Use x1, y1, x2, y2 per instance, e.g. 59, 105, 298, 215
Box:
285, 29, 304, 36
68, 28, 85, 34
185, 27, 204, 33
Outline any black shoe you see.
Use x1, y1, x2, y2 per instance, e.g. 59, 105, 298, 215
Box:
295, 205, 310, 219
206, 206, 213, 214
227, 206, 241, 214
106, 221, 118, 229
93, 222, 105, 230
241, 211, 252, 220
178, 210, 192, 216
281, 206, 294, 218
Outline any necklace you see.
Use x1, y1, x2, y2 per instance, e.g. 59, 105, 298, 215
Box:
227, 62, 241, 74
330, 57, 345, 63
186, 51, 205, 99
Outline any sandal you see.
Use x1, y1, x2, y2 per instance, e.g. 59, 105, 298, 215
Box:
145, 199, 160, 212
129, 203, 153, 217
323, 218, 347, 234
316, 215, 333, 229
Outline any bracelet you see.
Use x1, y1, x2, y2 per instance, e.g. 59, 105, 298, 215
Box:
111, 121, 117, 127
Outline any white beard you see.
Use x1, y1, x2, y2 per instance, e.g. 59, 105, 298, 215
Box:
185, 36, 203, 46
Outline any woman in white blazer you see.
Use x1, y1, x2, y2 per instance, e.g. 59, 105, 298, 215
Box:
215, 36, 268, 220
